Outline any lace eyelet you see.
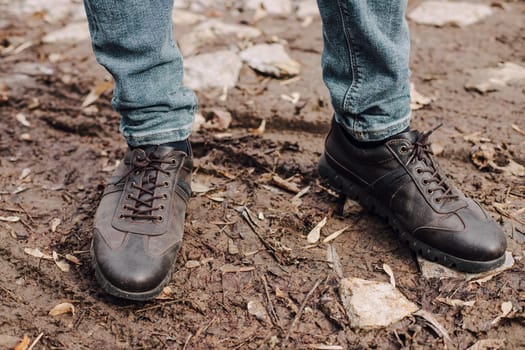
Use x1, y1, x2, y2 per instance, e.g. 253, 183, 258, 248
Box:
171, 159, 178, 165
434, 198, 441, 204
127, 194, 132, 199
416, 168, 422, 174
157, 216, 164, 222
422, 179, 429, 185
160, 205, 165, 210
399, 145, 409, 154
119, 214, 125, 219
163, 181, 169, 187
162, 193, 168, 199
427, 189, 433, 195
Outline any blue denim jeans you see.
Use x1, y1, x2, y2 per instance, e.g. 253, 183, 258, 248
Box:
83, 0, 410, 145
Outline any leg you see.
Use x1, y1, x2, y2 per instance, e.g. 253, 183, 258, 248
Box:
317, 0, 506, 272
84, 0, 194, 300
317, 0, 411, 142
84, 0, 197, 146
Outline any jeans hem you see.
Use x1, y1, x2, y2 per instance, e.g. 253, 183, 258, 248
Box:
122, 122, 193, 146
336, 111, 411, 142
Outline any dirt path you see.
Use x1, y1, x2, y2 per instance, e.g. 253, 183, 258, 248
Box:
1, 1, 524, 349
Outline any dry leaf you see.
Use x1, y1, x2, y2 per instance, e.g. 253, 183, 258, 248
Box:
65, 254, 81, 265
414, 310, 451, 342
382, 263, 396, 288
0, 216, 20, 223
155, 286, 174, 300
192, 182, 211, 194
24, 248, 53, 260
13, 335, 30, 350
247, 300, 270, 323
208, 196, 225, 203
52, 251, 70, 272
81, 81, 113, 108
185, 260, 201, 268
19, 168, 31, 180
491, 301, 512, 325
250, 119, 266, 135
307, 217, 327, 243
49, 302, 75, 316
220, 264, 255, 273
326, 244, 344, 279
308, 345, 344, 350
435, 297, 475, 307
322, 226, 349, 244
15, 113, 30, 127
50, 218, 61, 233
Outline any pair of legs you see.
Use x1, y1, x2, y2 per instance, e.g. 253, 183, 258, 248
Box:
85, 0, 506, 300
83, 0, 411, 145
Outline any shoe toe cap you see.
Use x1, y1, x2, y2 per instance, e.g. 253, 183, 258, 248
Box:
92, 230, 178, 294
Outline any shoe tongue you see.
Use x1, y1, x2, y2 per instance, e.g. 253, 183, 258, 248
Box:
388, 130, 420, 144
141, 145, 178, 160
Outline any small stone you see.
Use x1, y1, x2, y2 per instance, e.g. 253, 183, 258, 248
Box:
228, 239, 239, 255
297, 0, 319, 18
418, 251, 515, 281
465, 62, 525, 93
42, 22, 90, 43
246, 0, 292, 15
240, 43, 300, 78
408, 1, 492, 27
339, 277, 418, 329
184, 50, 243, 90
247, 300, 270, 323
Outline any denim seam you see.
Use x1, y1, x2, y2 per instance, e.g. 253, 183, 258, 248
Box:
122, 121, 193, 139
335, 0, 361, 118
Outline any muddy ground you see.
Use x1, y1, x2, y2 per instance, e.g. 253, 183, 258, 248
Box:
1, 0, 524, 349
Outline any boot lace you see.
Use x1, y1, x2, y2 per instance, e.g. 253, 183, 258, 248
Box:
118, 149, 175, 222
406, 124, 459, 204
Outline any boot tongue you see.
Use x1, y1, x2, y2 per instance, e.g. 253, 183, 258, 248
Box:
388, 130, 420, 144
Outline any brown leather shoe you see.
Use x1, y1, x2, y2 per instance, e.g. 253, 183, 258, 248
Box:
91, 143, 192, 300
318, 120, 506, 272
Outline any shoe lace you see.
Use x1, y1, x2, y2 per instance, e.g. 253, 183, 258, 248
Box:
118, 149, 174, 221
406, 124, 459, 204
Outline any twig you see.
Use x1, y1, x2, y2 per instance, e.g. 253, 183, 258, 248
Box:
182, 334, 192, 350
28, 332, 44, 350
260, 274, 281, 328
284, 277, 325, 341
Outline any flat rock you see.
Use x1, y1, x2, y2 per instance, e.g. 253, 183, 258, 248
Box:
418, 251, 515, 280
240, 43, 300, 78
246, 0, 292, 15
339, 277, 418, 329
172, 9, 205, 26
408, 1, 492, 27
179, 19, 261, 56
297, 0, 320, 18
183, 50, 242, 90
465, 62, 525, 93
42, 21, 90, 44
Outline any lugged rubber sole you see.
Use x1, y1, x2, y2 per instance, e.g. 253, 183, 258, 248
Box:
318, 153, 506, 273
90, 242, 173, 301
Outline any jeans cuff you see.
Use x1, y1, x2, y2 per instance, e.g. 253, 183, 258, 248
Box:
335, 111, 411, 142
122, 121, 193, 146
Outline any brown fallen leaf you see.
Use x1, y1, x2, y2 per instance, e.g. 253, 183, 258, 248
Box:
249, 119, 266, 135
49, 302, 75, 316
307, 217, 327, 243
81, 81, 113, 108
155, 286, 174, 300
0, 216, 20, 223
204, 109, 232, 130
322, 226, 349, 244
50, 218, 61, 233
52, 251, 70, 272
24, 248, 53, 260
382, 263, 396, 288
414, 310, 451, 342
13, 335, 30, 350
65, 254, 81, 265
435, 297, 475, 307
491, 301, 512, 325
